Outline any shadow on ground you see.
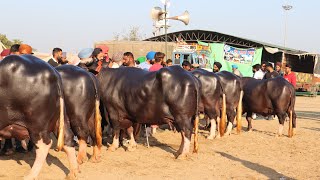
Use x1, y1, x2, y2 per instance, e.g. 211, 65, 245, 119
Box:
216, 151, 296, 180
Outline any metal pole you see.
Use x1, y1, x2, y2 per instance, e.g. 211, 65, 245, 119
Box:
164, 4, 168, 61
284, 9, 288, 47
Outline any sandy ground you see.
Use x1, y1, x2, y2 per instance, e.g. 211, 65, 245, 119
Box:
0, 96, 320, 180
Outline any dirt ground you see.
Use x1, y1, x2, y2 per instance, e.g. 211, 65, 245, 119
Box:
0, 96, 320, 180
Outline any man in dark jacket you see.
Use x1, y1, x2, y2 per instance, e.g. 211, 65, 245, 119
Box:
48, 48, 63, 67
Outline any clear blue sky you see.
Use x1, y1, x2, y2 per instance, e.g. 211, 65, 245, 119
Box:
2, 0, 319, 54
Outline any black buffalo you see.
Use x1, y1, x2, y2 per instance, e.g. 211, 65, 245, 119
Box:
97, 66, 200, 158
56, 65, 102, 164
191, 69, 227, 139
216, 71, 243, 135
241, 77, 296, 137
0, 55, 78, 179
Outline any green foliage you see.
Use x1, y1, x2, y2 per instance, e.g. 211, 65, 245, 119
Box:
0, 34, 23, 48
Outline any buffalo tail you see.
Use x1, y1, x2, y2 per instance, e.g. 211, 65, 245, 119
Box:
220, 93, 226, 137
236, 91, 244, 134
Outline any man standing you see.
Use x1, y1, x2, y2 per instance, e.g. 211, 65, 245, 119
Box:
232, 64, 243, 77
213, 62, 222, 72
261, 61, 267, 74
10, 44, 20, 55
48, 48, 63, 67
139, 51, 155, 71
252, 64, 265, 80
264, 63, 279, 79
149, 52, 165, 134
182, 61, 192, 71
284, 64, 296, 88
149, 52, 165, 72
122, 52, 136, 67
111, 52, 124, 68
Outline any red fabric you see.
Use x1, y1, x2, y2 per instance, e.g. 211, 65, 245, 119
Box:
0, 49, 10, 56
149, 64, 163, 72
95, 60, 103, 75
284, 72, 296, 87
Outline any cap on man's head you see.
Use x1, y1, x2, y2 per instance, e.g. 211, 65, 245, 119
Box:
0, 49, 10, 57
285, 64, 292, 69
137, 56, 146, 63
214, 62, 222, 69
232, 64, 238, 69
19, 44, 33, 54
112, 52, 124, 62
146, 51, 156, 60
78, 48, 94, 59
96, 45, 109, 54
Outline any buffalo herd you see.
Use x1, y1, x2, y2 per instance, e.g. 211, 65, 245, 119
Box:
0, 55, 296, 179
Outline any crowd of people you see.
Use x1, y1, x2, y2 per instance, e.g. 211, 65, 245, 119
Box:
0, 44, 297, 89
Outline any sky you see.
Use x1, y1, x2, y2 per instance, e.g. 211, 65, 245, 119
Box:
1, 0, 320, 54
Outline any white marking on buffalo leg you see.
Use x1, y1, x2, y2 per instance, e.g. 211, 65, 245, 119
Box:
225, 121, 233, 136
207, 119, 216, 140
178, 133, 190, 159
108, 130, 120, 152
216, 117, 221, 139
24, 139, 52, 180
277, 124, 284, 137
63, 145, 79, 179
77, 139, 88, 164
127, 127, 137, 152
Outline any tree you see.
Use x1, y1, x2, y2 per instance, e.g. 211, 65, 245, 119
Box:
0, 34, 23, 48
113, 26, 146, 41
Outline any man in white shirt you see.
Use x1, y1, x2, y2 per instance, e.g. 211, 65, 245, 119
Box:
252, 64, 264, 80
111, 52, 123, 68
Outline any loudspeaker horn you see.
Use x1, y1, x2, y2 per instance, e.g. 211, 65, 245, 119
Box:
151, 7, 165, 21
167, 10, 190, 25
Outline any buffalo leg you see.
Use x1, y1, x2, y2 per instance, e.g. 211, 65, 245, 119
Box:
177, 131, 191, 159
24, 138, 52, 180
108, 129, 120, 152
226, 109, 236, 132
175, 133, 184, 157
207, 119, 217, 139
292, 110, 297, 135
276, 112, 287, 137
127, 126, 137, 152
63, 145, 79, 179
246, 112, 253, 131
1, 139, 14, 155
77, 139, 88, 164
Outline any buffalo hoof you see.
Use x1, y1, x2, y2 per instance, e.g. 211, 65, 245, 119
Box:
89, 156, 101, 163
247, 129, 253, 132
77, 156, 88, 165
108, 145, 118, 152
207, 135, 214, 140
127, 144, 137, 152
65, 171, 78, 180
176, 153, 189, 160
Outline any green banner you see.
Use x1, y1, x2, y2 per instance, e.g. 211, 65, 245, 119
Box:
198, 41, 262, 77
